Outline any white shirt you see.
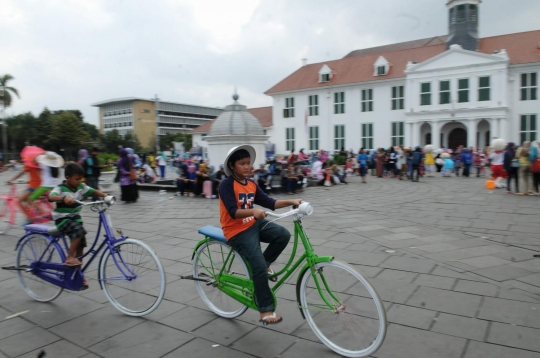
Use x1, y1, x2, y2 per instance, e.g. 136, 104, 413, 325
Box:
40, 164, 62, 187
157, 156, 167, 166
490, 151, 504, 165
142, 164, 157, 179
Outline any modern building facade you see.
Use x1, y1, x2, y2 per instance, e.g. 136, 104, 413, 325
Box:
265, 0, 539, 154
92, 97, 223, 149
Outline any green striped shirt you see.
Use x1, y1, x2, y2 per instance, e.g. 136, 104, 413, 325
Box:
50, 183, 95, 227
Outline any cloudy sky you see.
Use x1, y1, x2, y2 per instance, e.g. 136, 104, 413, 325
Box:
2, 0, 539, 126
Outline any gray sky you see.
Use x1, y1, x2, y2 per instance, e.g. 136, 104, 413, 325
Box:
2, 0, 539, 126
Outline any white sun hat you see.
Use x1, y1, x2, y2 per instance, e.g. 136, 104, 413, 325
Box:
223, 145, 256, 177
36, 151, 65, 168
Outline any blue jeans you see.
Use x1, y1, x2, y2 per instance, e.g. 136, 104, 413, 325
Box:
359, 166, 367, 177
159, 165, 165, 178
227, 219, 291, 313
463, 164, 471, 177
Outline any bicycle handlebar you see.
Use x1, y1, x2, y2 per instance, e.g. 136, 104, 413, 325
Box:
73, 196, 116, 207
265, 202, 313, 219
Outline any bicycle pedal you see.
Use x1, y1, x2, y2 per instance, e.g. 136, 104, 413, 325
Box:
2, 265, 29, 271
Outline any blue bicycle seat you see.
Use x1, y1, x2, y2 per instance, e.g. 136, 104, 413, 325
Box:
198, 225, 227, 243
25, 224, 62, 237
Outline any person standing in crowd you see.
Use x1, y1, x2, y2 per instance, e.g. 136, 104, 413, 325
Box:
530, 141, 540, 195
388, 147, 397, 178
516, 141, 531, 195
287, 149, 297, 165
411, 146, 423, 182
461, 148, 473, 177
77, 149, 88, 166
357, 148, 368, 183
375, 149, 384, 178
157, 152, 167, 179
84, 147, 105, 201
118, 149, 138, 203
504, 142, 519, 194
212, 164, 227, 196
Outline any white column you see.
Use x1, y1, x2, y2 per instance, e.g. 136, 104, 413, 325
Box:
432, 121, 440, 149
411, 122, 419, 147
466, 119, 477, 150
406, 122, 413, 147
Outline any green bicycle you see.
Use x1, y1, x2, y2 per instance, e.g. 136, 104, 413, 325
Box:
183, 202, 387, 357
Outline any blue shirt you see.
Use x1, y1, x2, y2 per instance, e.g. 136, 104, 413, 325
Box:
357, 153, 368, 167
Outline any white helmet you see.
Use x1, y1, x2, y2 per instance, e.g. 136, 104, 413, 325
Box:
223, 145, 256, 177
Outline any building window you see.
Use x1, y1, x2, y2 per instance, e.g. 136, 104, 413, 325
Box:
391, 122, 404, 146
521, 73, 538, 101
308, 95, 319, 116
284, 97, 295, 118
420, 83, 431, 106
391, 86, 404, 110
377, 66, 386, 76
439, 80, 451, 104
285, 128, 295, 151
479, 76, 490, 101
450, 7, 456, 25
361, 123, 373, 149
334, 125, 345, 150
334, 92, 345, 114
469, 4, 478, 22
458, 78, 469, 103
456, 4, 466, 23
320, 73, 330, 82
263, 130, 267, 135
309, 126, 319, 151
521, 115, 537, 143
361, 89, 373, 112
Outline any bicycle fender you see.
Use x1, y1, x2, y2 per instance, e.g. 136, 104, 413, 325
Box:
295, 256, 334, 319
14, 232, 49, 251
191, 237, 213, 260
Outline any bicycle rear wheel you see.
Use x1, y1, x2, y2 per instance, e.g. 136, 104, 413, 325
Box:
193, 240, 250, 318
0, 198, 13, 234
298, 260, 387, 358
100, 239, 165, 316
16, 234, 64, 302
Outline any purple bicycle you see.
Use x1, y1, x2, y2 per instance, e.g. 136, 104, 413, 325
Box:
4, 196, 165, 316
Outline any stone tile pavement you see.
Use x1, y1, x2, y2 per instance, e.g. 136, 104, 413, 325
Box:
0, 172, 539, 357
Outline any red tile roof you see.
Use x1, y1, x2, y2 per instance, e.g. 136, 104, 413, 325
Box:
266, 30, 540, 94
247, 107, 273, 128
191, 107, 273, 134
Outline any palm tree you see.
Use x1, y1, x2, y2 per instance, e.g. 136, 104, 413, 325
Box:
0, 74, 20, 156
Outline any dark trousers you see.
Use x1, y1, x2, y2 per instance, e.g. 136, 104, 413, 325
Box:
228, 219, 291, 313
463, 164, 471, 177
507, 168, 519, 192
85, 176, 99, 200
533, 172, 540, 193
176, 179, 194, 195
285, 177, 298, 193
159, 165, 165, 178
412, 164, 420, 181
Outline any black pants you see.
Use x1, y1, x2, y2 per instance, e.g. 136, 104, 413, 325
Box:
463, 164, 471, 177
85, 176, 99, 200
507, 168, 519, 192
228, 220, 290, 313
533, 172, 540, 193
412, 164, 420, 181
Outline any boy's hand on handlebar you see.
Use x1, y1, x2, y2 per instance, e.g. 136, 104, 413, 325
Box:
63, 197, 74, 205
290, 199, 303, 207
253, 209, 267, 220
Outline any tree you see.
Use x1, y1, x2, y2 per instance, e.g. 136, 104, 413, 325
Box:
0, 74, 20, 156
158, 132, 192, 152
0, 74, 20, 108
82, 122, 100, 140
47, 112, 90, 159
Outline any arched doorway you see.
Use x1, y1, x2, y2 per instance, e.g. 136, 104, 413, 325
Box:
448, 128, 467, 150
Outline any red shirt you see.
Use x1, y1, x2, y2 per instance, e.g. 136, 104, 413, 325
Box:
219, 177, 276, 240
25, 165, 41, 189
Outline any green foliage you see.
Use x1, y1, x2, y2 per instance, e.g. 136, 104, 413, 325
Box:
99, 130, 142, 153
159, 132, 192, 152
82, 122, 100, 140
0, 74, 20, 108
98, 152, 119, 164
332, 154, 347, 165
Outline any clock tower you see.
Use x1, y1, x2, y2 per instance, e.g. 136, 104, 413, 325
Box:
446, 0, 481, 51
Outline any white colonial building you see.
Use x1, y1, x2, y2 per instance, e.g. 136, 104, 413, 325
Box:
264, 0, 539, 154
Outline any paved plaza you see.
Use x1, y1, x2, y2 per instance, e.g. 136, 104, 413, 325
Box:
0, 172, 540, 358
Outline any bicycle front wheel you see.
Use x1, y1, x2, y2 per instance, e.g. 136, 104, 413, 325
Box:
100, 239, 166, 316
0, 198, 13, 234
16, 234, 64, 302
193, 240, 250, 318
298, 260, 387, 358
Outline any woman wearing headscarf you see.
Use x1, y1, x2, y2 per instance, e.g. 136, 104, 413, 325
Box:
375, 148, 384, 178
503, 142, 519, 194
118, 149, 139, 203
530, 141, 540, 195
516, 141, 531, 195
77, 149, 88, 165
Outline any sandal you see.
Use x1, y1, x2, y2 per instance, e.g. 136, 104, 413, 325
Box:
82, 279, 89, 290
267, 267, 277, 282
259, 312, 283, 326
64, 258, 82, 267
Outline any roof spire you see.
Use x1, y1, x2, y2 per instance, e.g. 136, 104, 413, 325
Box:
233, 86, 239, 102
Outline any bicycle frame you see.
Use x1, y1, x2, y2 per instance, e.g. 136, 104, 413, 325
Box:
15, 205, 133, 291
1, 184, 53, 225
194, 218, 336, 312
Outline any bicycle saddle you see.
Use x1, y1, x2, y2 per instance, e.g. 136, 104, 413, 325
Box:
24, 224, 62, 237
198, 225, 227, 243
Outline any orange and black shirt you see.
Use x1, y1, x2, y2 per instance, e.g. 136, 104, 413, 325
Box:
219, 176, 276, 240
